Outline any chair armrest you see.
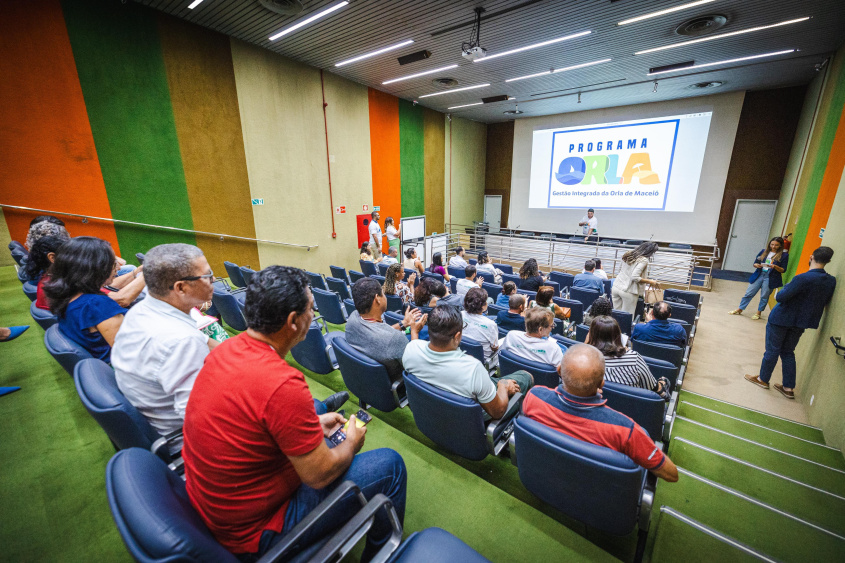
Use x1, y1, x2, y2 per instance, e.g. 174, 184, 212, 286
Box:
390, 379, 409, 409
677, 365, 686, 388
662, 390, 679, 443
508, 432, 518, 467
309, 494, 404, 563
486, 393, 524, 456
313, 315, 328, 334
151, 429, 183, 462
684, 345, 690, 363
258, 481, 367, 563
638, 483, 655, 532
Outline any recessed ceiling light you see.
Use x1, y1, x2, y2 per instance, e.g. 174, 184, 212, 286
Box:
646, 49, 795, 75
419, 83, 490, 98
475, 31, 591, 62
635, 17, 809, 55
269, 1, 349, 41
448, 102, 483, 110
335, 40, 414, 67
382, 64, 459, 85
618, 0, 715, 26
506, 59, 612, 83
187, 0, 205, 8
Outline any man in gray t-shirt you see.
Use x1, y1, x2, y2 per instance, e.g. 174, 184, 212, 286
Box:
345, 278, 427, 381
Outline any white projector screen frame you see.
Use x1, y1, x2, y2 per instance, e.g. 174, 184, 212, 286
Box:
400, 215, 426, 243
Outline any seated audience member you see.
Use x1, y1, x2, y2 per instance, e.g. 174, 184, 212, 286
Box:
403, 305, 532, 419
530, 286, 569, 320
449, 246, 468, 269
44, 237, 127, 362
428, 252, 449, 280
456, 265, 484, 298
584, 295, 628, 345
346, 278, 426, 381
519, 258, 547, 292
182, 266, 407, 561
573, 260, 605, 294
496, 281, 518, 308
497, 294, 527, 332
461, 287, 499, 367
360, 241, 381, 263
381, 247, 400, 266
583, 258, 609, 280
25, 215, 69, 250
103, 262, 147, 309
475, 251, 503, 284
403, 247, 424, 274
500, 308, 564, 368
522, 344, 678, 482
414, 277, 438, 308
383, 263, 415, 306
587, 316, 670, 399
25, 235, 69, 310
632, 300, 687, 348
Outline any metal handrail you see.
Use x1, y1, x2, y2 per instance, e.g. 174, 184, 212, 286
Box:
0, 204, 318, 250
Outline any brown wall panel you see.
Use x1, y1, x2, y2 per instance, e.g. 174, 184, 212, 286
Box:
423, 107, 445, 234
484, 121, 514, 228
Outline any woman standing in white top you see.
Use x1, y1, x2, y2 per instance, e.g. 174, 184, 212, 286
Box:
384, 217, 400, 253
611, 242, 661, 315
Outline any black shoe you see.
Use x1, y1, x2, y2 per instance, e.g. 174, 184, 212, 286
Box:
323, 391, 349, 413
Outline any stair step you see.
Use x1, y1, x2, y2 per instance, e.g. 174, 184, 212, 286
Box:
676, 401, 845, 469
670, 438, 845, 536
671, 417, 845, 496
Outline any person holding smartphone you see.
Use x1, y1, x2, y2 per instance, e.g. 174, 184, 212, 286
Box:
729, 237, 789, 320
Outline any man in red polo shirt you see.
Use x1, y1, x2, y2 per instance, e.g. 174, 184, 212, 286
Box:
523, 343, 678, 482
182, 266, 407, 561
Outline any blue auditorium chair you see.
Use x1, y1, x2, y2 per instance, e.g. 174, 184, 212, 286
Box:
330, 265, 350, 284
493, 263, 513, 274
664, 288, 702, 310
611, 309, 633, 335
312, 287, 348, 325
554, 297, 584, 324
17, 265, 29, 283
602, 278, 612, 298
421, 271, 444, 283
239, 266, 256, 286
75, 359, 179, 462
449, 277, 458, 294
135, 252, 145, 265
668, 243, 692, 250
644, 356, 681, 393
377, 262, 390, 276
668, 318, 694, 344
601, 239, 622, 246
30, 301, 57, 331
632, 340, 686, 387
570, 287, 601, 310
305, 271, 328, 292
382, 311, 404, 326
403, 371, 522, 460
601, 381, 666, 442
359, 260, 379, 277
482, 282, 502, 302
22, 280, 37, 302
499, 349, 560, 389
10, 246, 28, 267
549, 272, 574, 295
625, 239, 645, 246
668, 302, 698, 326
510, 417, 653, 536
447, 266, 465, 279
343, 298, 356, 316
211, 288, 247, 331
223, 261, 247, 288
553, 334, 578, 349
468, 259, 478, 265
459, 336, 486, 365
370, 275, 387, 285
325, 276, 351, 301
45, 324, 93, 376
543, 280, 560, 296
500, 272, 521, 287
487, 303, 507, 315
575, 323, 590, 342
106, 448, 364, 563
404, 268, 420, 286
517, 288, 537, 300
333, 334, 407, 412
385, 294, 404, 313
349, 270, 366, 284
290, 319, 342, 375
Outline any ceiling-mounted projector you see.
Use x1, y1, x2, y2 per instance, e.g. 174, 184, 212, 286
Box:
462, 46, 487, 61
461, 8, 486, 61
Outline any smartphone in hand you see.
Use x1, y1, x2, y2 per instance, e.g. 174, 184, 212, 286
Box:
329, 409, 372, 446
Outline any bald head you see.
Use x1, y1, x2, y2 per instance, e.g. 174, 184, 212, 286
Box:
560, 344, 605, 396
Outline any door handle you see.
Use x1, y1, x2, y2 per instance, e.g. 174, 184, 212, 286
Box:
731, 235, 737, 238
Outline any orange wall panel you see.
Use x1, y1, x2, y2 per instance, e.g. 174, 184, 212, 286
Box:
368, 88, 401, 250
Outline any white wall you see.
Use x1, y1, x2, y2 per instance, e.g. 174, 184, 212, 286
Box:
509, 91, 745, 244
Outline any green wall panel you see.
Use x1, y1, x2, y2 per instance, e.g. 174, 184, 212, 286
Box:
399, 99, 425, 218
62, 0, 195, 259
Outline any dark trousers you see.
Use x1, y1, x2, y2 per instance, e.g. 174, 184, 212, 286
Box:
759, 323, 804, 389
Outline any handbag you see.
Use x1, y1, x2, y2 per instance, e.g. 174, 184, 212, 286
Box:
644, 285, 664, 305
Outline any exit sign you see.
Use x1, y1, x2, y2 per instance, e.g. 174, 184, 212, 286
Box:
252, 198, 264, 206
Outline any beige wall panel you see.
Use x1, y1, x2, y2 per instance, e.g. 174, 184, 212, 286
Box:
444, 116, 487, 229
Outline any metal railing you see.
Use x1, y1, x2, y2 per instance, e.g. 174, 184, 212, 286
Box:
0, 204, 318, 250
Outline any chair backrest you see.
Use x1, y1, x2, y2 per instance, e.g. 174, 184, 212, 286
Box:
359, 260, 379, 277
601, 239, 622, 246
10, 247, 28, 266
9, 240, 27, 254
135, 252, 145, 264
382, 310, 404, 326
493, 263, 513, 274
377, 262, 390, 276
664, 288, 701, 309
631, 339, 684, 368
625, 240, 645, 246
499, 349, 560, 388
513, 417, 646, 536
325, 277, 351, 301
543, 280, 561, 296
330, 265, 349, 284
333, 334, 400, 412
459, 337, 486, 365
421, 271, 444, 283
349, 270, 366, 284
290, 322, 336, 375
501, 273, 521, 287
45, 324, 93, 376
601, 381, 665, 440
668, 302, 697, 325
487, 302, 507, 315
30, 301, 58, 330
549, 271, 574, 290
482, 282, 503, 302
404, 372, 490, 461
575, 324, 590, 342
602, 278, 612, 298
468, 259, 478, 265
385, 294, 404, 313
447, 266, 465, 279
668, 243, 692, 250
223, 261, 246, 288
239, 266, 256, 286
552, 334, 578, 349
22, 280, 37, 302
106, 448, 240, 563
667, 318, 692, 342
312, 288, 347, 325
570, 287, 601, 309
74, 359, 166, 456
449, 277, 458, 294
611, 309, 633, 335
643, 356, 680, 392
553, 297, 584, 324
343, 298, 357, 316
306, 271, 328, 292
517, 288, 537, 300
370, 274, 387, 285
211, 289, 247, 331
403, 269, 420, 287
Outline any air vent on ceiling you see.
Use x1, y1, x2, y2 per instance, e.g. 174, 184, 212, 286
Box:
398, 50, 432, 65
688, 81, 724, 90
257, 0, 304, 16
431, 78, 459, 88
482, 95, 510, 104
675, 14, 728, 36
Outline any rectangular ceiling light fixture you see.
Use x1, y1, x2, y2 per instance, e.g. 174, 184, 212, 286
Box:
398, 50, 432, 65
506, 58, 612, 82
649, 60, 695, 74
269, 1, 349, 41
448, 102, 484, 109
187, 0, 206, 9
382, 64, 459, 85
335, 40, 414, 67
475, 30, 591, 62
617, 0, 715, 26
635, 17, 809, 55
646, 49, 795, 75
419, 83, 490, 98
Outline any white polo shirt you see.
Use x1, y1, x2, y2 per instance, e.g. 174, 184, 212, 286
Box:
581, 215, 598, 235
369, 220, 382, 248
500, 331, 563, 368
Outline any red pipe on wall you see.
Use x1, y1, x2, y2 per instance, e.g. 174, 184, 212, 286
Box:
320, 69, 337, 238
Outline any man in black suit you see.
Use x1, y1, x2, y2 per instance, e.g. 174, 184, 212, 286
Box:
746, 247, 836, 399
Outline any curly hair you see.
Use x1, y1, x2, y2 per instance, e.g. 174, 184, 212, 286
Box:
519, 258, 539, 279
463, 287, 488, 314
26, 220, 70, 250
587, 295, 613, 318
23, 235, 67, 281
383, 263, 403, 295
622, 242, 658, 265
244, 266, 310, 334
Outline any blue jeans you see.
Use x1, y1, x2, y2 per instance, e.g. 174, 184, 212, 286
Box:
116, 265, 137, 277
313, 398, 327, 415
739, 273, 771, 312
759, 323, 804, 389
247, 449, 407, 562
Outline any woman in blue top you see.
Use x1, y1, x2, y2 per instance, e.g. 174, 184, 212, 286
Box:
44, 237, 127, 362
729, 237, 789, 320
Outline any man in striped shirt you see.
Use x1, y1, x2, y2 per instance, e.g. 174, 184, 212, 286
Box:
522, 344, 678, 482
